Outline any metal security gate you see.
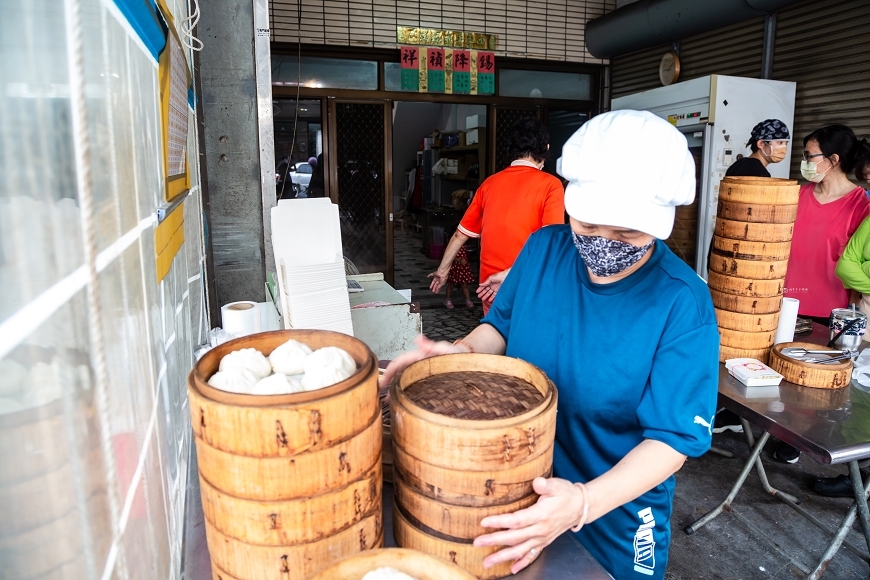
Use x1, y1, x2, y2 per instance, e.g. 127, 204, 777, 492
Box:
491, 106, 540, 172
327, 99, 394, 283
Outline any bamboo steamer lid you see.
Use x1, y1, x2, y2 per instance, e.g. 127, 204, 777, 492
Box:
205, 513, 384, 580
394, 476, 537, 540
393, 442, 553, 508
307, 548, 477, 580
715, 308, 780, 332
711, 237, 792, 261
717, 200, 797, 224
710, 288, 782, 314
393, 502, 511, 580
707, 271, 783, 297
714, 218, 794, 242
719, 345, 771, 364
719, 176, 800, 205
768, 342, 852, 389
708, 255, 788, 280
719, 327, 776, 350
391, 354, 557, 471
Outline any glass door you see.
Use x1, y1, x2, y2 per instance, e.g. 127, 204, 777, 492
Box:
327, 99, 393, 283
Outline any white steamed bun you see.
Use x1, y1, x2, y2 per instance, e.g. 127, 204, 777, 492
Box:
208, 368, 259, 394
251, 373, 304, 396
268, 339, 312, 375
361, 567, 418, 580
219, 348, 271, 379
301, 346, 356, 391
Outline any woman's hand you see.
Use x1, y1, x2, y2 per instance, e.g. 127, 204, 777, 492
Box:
428, 267, 450, 293
476, 268, 510, 302
379, 335, 468, 392
474, 477, 585, 575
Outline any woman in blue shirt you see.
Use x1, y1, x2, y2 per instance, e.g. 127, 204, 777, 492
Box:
382, 110, 720, 580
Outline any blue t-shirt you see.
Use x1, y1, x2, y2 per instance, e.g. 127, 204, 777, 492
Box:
483, 225, 719, 580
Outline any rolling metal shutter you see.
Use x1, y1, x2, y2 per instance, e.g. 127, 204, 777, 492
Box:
678, 17, 765, 81
268, 0, 615, 63
773, 0, 870, 178
609, 43, 670, 99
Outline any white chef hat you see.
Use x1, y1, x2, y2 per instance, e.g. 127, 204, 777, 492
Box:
557, 109, 696, 240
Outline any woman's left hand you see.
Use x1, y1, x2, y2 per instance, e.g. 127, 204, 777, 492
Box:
474, 477, 586, 574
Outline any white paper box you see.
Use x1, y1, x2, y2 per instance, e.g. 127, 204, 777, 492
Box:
467, 129, 480, 145
466, 114, 485, 129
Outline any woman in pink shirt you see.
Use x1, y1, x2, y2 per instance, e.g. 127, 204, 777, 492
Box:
776, 126, 869, 465
783, 125, 870, 324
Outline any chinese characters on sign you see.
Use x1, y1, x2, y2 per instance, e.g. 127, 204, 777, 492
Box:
397, 27, 498, 51
399, 46, 494, 95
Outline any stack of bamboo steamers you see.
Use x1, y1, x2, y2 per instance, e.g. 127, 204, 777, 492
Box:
708, 176, 800, 363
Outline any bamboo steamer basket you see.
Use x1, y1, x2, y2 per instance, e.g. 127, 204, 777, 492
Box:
395, 475, 538, 540
709, 288, 782, 315
708, 255, 788, 280
718, 345, 771, 364
768, 343, 852, 389
711, 237, 792, 261
716, 200, 797, 224
205, 513, 384, 580
391, 354, 557, 471
707, 271, 783, 297
393, 502, 511, 580
391, 354, 556, 579
714, 308, 780, 332
714, 218, 794, 242
307, 548, 477, 580
718, 176, 800, 205
189, 330, 382, 580
719, 328, 776, 350
393, 442, 553, 507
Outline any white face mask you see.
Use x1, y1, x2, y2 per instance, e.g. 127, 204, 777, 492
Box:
801, 159, 830, 183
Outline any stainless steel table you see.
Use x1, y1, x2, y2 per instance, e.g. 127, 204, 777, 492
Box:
686, 325, 870, 579
382, 484, 614, 579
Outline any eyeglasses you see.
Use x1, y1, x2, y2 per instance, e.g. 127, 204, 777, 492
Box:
803, 151, 825, 161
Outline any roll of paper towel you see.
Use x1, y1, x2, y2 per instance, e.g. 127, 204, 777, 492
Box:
221, 301, 262, 336
774, 298, 800, 344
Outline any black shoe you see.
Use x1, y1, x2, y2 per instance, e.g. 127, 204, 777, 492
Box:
773, 443, 800, 464
713, 409, 743, 433
814, 474, 855, 498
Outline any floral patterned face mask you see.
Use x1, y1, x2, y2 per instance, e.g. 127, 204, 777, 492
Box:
571, 231, 655, 277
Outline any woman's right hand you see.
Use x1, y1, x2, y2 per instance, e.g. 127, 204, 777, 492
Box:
379, 334, 468, 390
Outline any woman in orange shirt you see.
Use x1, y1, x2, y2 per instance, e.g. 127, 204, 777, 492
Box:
429, 117, 565, 314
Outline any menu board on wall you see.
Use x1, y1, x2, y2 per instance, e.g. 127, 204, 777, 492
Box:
400, 46, 495, 95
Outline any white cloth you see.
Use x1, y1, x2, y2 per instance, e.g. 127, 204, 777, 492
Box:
557, 110, 696, 239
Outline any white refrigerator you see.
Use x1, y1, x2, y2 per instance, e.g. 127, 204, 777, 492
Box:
611, 74, 797, 277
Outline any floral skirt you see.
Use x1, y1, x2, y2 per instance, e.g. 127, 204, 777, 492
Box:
448, 246, 475, 285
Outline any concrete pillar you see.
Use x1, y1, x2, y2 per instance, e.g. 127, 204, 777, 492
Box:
197, 0, 266, 306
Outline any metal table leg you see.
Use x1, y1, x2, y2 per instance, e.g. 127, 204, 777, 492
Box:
684, 431, 770, 535
740, 419, 801, 505
806, 465, 870, 580
849, 461, 870, 555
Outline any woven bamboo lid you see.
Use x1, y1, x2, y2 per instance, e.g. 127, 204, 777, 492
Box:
404, 372, 545, 420
719, 176, 800, 205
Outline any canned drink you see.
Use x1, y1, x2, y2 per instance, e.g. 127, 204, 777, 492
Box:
829, 308, 868, 350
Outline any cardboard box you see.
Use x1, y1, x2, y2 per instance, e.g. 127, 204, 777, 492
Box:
442, 131, 465, 148
466, 129, 480, 145
466, 114, 485, 129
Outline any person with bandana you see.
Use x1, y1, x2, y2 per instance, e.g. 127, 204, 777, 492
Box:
726, 119, 790, 178
382, 110, 719, 580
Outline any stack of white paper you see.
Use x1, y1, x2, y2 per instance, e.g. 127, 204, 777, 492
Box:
271, 199, 354, 336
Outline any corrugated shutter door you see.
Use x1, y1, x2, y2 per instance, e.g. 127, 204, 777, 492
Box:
609, 43, 670, 98
269, 0, 615, 63
773, 0, 870, 178
679, 17, 765, 81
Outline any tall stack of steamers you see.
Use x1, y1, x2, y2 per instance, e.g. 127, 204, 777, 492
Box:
707, 176, 801, 363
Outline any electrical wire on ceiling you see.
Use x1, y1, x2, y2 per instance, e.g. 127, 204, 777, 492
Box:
182, 0, 203, 51
277, 0, 302, 200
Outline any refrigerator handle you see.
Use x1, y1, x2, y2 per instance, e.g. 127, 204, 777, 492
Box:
695, 124, 715, 278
